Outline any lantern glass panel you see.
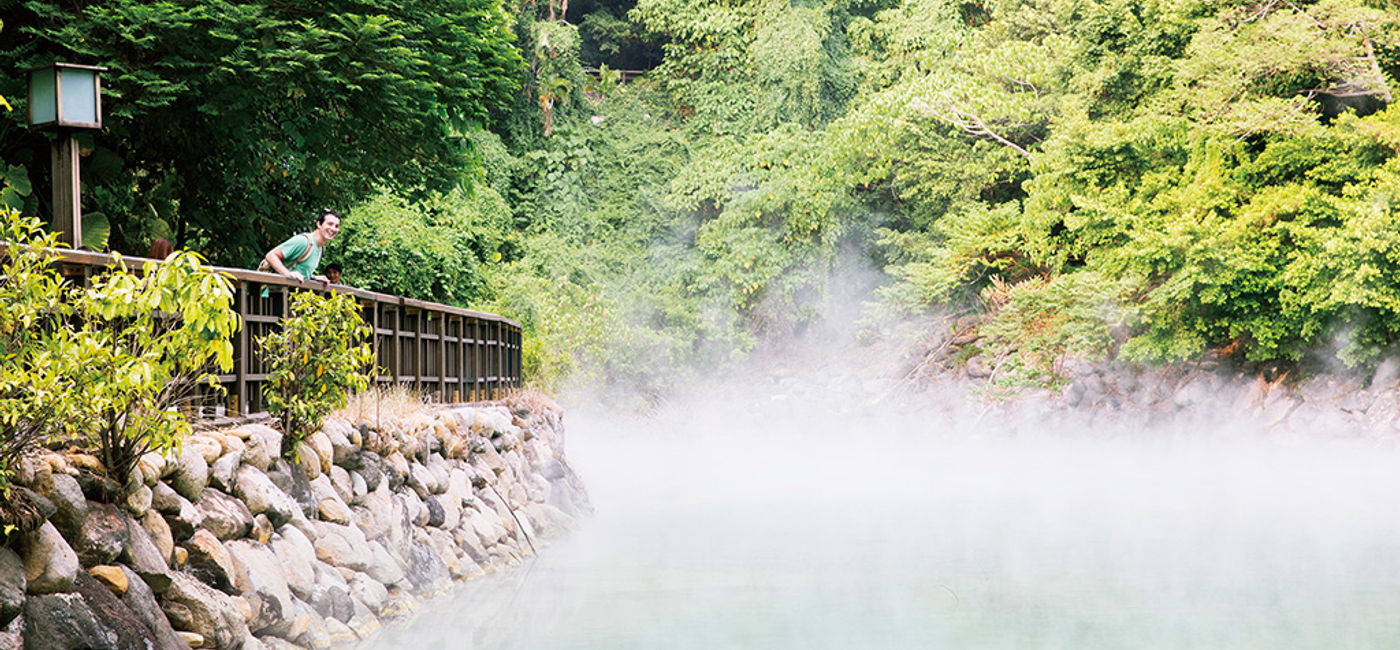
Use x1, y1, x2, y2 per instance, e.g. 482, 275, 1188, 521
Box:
59, 68, 98, 125
29, 68, 56, 126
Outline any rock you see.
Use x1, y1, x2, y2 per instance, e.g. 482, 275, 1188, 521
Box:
86, 566, 128, 596
176, 631, 204, 648
136, 454, 165, 487
22, 593, 117, 650
42, 473, 87, 538
293, 447, 322, 481
264, 460, 316, 520
158, 489, 204, 542
0, 631, 18, 650
317, 498, 352, 525
225, 541, 295, 634
296, 616, 331, 650
149, 483, 184, 515
194, 489, 254, 541
324, 618, 357, 645
326, 427, 356, 468
405, 541, 450, 595
311, 523, 372, 573
115, 566, 187, 650
384, 453, 410, 491
268, 528, 317, 600
423, 497, 445, 528
173, 548, 188, 567
328, 467, 353, 504
259, 598, 312, 644
379, 591, 418, 620
239, 427, 276, 474
347, 574, 387, 614
21, 522, 80, 595
307, 432, 334, 476
364, 542, 405, 587
356, 453, 384, 493
171, 449, 209, 502
140, 512, 176, 569
250, 515, 274, 545
183, 530, 236, 591
407, 464, 436, 499
185, 436, 224, 466
207, 452, 242, 493
161, 572, 250, 650
0, 549, 23, 628
233, 466, 299, 529
68, 503, 127, 567
71, 571, 157, 650
121, 474, 154, 512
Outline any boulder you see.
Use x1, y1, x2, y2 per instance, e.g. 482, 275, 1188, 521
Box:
139, 512, 175, 569
41, 473, 87, 538
232, 466, 299, 529
86, 566, 128, 596
156, 489, 204, 542
310, 523, 371, 573
268, 528, 316, 600
355, 453, 384, 493
239, 426, 277, 473
72, 571, 158, 650
184, 436, 224, 466
183, 530, 236, 591
327, 467, 353, 505
264, 461, 316, 520
73, 503, 127, 566
404, 541, 450, 595
226, 541, 296, 634
123, 485, 152, 518
116, 566, 188, 650
207, 452, 242, 494
194, 489, 254, 541
171, 449, 209, 502
423, 497, 445, 528
22, 593, 117, 650
160, 572, 250, 650
347, 573, 387, 614
306, 432, 334, 476
0, 549, 23, 628
363, 542, 405, 587
21, 522, 79, 595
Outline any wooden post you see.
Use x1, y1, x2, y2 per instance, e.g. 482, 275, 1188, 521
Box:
52, 136, 81, 248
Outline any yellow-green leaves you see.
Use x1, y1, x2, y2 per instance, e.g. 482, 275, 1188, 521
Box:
259, 291, 374, 458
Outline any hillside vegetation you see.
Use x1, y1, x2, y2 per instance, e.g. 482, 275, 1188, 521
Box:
3, 0, 1399, 398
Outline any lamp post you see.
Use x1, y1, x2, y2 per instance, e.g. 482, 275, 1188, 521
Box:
27, 62, 107, 248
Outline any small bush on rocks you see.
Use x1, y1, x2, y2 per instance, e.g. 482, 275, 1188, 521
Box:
259, 290, 374, 458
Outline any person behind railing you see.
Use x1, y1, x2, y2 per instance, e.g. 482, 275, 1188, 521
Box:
260, 209, 340, 288
148, 237, 174, 260
324, 262, 343, 286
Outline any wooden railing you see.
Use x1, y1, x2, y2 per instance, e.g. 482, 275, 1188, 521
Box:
49, 249, 522, 418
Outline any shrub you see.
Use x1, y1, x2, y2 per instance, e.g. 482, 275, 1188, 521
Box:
259, 290, 374, 458
71, 250, 240, 492
0, 209, 74, 495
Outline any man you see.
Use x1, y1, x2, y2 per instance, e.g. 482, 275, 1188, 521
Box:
262, 209, 340, 285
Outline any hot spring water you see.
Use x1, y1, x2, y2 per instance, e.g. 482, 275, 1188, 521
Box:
362, 395, 1400, 649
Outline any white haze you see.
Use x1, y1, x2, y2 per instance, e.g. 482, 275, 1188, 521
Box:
363, 333, 1400, 650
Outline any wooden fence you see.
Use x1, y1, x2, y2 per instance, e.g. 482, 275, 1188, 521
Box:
48, 249, 523, 418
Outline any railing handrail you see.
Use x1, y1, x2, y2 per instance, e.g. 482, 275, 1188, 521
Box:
11, 244, 524, 417
24, 246, 523, 329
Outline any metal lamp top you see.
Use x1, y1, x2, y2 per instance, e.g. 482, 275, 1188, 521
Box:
27, 62, 108, 131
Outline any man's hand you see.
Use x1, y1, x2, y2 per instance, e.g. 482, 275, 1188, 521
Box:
284, 270, 305, 281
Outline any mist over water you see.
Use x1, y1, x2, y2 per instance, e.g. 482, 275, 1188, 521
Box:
363, 347, 1400, 649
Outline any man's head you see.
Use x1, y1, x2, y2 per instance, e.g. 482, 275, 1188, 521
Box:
314, 209, 341, 244
325, 263, 342, 284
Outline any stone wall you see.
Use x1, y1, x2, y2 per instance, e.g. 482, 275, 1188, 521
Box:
0, 393, 590, 650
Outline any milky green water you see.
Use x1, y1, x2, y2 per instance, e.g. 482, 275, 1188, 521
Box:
362, 405, 1400, 650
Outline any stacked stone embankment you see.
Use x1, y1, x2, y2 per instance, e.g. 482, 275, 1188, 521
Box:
0, 393, 590, 650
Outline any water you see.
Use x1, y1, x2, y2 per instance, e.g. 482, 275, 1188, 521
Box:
363, 395, 1400, 649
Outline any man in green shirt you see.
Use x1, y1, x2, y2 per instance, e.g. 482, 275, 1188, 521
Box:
262, 209, 341, 285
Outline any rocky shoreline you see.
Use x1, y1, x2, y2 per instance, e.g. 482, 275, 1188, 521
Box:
0, 393, 590, 650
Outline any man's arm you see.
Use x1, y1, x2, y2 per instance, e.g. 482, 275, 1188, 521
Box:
263, 247, 305, 281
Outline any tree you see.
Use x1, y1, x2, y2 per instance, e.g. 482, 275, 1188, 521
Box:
0, 0, 523, 265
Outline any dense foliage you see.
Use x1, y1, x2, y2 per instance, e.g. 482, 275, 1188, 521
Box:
5, 0, 1400, 397
0, 0, 522, 265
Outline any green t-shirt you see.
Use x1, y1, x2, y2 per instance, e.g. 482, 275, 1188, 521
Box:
276, 233, 321, 278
